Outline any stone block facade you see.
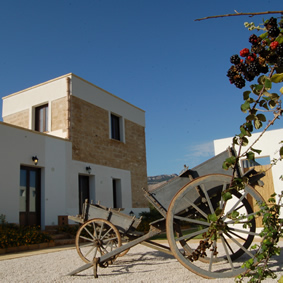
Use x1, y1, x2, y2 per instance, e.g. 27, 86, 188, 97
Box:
70, 96, 148, 207
3, 109, 29, 129
51, 97, 68, 133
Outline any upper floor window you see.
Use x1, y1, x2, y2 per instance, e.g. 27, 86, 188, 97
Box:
111, 113, 123, 141
35, 104, 48, 132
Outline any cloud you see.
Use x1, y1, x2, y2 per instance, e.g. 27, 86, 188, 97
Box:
183, 141, 215, 168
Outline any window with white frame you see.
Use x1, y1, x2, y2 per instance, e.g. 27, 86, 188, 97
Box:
111, 113, 123, 141
34, 104, 48, 132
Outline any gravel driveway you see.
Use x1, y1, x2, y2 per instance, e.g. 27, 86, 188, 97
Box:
0, 242, 282, 282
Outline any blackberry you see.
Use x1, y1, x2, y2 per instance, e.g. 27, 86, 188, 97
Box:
249, 34, 259, 45
260, 65, 269, 74
266, 54, 278, 64
244, 72, 255, 82
234, 77, 245, 89
230, 54, 241, 64
277, 57, 283, 67
265, 17, 277, 28
227, 67, 237, 78
236, 63, 246, 73
247, 61, 261, 76
277, 44, 283, 56
268, 26, 280, 38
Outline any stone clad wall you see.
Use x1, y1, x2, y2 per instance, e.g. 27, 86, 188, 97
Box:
51, 97, 68, 133
3, 109, 29, 129
71, 96, 148, 207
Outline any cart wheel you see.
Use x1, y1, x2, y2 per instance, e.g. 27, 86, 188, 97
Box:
166, 174, 264, 279
76, 218, 122, 263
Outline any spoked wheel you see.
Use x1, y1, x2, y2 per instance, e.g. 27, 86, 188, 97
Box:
166, 174, 264, 279
76, 218, 122, 264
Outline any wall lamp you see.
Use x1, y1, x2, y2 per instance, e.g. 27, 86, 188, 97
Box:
32, 156, 39, 165
86, 166, 92, 174
129, 210, 135, 217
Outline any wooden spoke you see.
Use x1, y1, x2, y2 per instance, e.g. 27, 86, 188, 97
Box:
75, 218, 121, 263
166, 174, 264, 279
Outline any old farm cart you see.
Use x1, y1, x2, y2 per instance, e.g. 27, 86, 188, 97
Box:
68, 147, 265, 279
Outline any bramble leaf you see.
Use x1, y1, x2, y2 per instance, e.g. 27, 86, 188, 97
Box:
246, 151, 255, 161
241, 101, 250, 112
271, 73, 283, 83
256, 114, 266, 122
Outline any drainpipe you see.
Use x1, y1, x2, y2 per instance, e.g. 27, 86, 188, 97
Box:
66, 77, 71, 140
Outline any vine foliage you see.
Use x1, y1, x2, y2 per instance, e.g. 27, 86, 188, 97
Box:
223, 14, 283, 282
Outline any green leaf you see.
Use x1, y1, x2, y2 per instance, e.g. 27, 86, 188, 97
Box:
241, 101, 250, 112
271, 73, 283, 83
269, 100, 276, 109
208, 213, 218, 222
222, 192, 232, 201
243, 91, 251, 100
241, 137, 249, 146
256, 114, 266, 122
254, 119, 262, 129
275, 35, 283, 44
259, 32, 268, 39
280, 87, 283, 94
264, 78, 272, 89
246, 151, 255, 161
280, 146, 283, 158
251, 147, 261, 154
231, 210, 239, 219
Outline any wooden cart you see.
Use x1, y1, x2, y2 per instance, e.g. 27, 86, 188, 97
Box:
68, 147, 265, 279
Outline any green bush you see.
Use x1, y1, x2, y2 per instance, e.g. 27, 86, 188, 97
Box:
137, 204, 163, 232
0, 221, 52, 249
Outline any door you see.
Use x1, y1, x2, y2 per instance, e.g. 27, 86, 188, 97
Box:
19, 166, 41, 226
79, 175, 90, 214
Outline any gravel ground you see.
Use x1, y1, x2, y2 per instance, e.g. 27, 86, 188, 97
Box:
0, 242, 282, 283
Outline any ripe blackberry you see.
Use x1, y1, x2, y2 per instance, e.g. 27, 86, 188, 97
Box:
260, 65, 269, 74
266, 54, 278, 64
226, 68, 237, 80
234, 77, 245, 89
277, 44, 283, 56
265, 17, 277, 29
244, 72, 255, 82
235, 62, 246, 73
249, 34, 259, 45
247, 61, 261, 76
268, 26, 280, 38
277, 57, 283, 67
230, 54, 241, 64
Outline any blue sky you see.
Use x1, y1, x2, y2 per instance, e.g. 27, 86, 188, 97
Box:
1, 0, 282, 176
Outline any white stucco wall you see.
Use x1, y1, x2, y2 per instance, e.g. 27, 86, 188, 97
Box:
214, 128, 283, 204
0, 122, 135, 227
71, 74, 145, 127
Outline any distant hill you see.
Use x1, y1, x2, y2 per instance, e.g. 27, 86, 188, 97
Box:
147, 174, 177, 191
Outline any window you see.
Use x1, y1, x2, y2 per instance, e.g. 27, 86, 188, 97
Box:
35, 104, 48, 132
111, 113, 122, 141
113, 179, 122, 208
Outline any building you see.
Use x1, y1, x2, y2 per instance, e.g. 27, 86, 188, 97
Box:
214, 128, 283, 217
0, 73, 148, 228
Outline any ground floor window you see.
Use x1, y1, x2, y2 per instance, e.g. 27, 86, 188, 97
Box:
113, 179, 122, 208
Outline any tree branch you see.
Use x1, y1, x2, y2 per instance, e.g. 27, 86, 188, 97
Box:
195, 10, 283, 21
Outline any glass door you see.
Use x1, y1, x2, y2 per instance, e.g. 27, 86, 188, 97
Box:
19, 166, 41, 226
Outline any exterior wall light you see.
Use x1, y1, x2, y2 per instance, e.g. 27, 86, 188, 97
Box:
86, 166, 92, 174
129, 210, 135, 217
32, 156, 39, 165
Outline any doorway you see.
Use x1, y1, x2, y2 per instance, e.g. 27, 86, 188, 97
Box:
19, 166, 41, 226
79, 175, 90, 214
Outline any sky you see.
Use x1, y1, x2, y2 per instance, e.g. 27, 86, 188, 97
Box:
1, 0, 282, 176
